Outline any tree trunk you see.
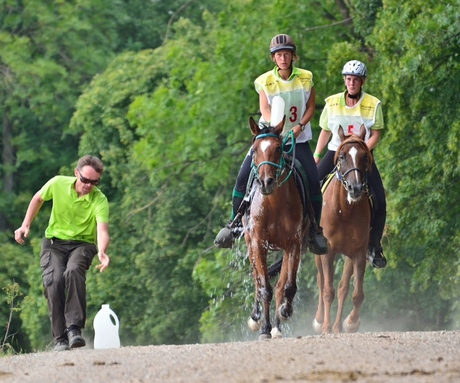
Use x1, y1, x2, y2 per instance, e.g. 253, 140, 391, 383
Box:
335, 0, 353, 26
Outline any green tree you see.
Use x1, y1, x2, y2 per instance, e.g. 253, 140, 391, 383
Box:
3, 0, 228, 351
8, 0, 460, 352
370, 0, 460, 327
116, 0, 356, 342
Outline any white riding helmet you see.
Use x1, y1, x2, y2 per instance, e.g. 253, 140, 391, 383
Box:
342, 60, 367, 78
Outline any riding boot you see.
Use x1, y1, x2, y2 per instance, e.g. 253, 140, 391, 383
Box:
368, 212, 387, 268
308, 198, 328, 255
214, 194, 244, 248
308, 221, 328, 255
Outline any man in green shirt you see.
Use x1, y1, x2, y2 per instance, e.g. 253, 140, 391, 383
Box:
15, 155, 110, 351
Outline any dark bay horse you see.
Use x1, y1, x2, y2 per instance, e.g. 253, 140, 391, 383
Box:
245, 116, 310, 340
313, 125, 373, 334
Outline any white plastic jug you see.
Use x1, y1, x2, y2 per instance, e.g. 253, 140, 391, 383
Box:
93, 304, 120, 349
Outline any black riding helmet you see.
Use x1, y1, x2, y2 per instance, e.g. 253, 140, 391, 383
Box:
270, 34, 296, 54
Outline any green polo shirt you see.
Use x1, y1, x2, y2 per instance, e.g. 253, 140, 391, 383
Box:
39, 175, 109, 244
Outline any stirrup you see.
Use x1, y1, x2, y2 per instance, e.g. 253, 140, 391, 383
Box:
368, 245, 387, 268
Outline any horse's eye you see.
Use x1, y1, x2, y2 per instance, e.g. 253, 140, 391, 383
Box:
276, 147, 282, 153
339, 154, 345, 161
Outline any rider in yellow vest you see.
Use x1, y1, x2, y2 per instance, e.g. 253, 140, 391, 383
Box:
214, 34, 328, 255
313, 60, 387, 268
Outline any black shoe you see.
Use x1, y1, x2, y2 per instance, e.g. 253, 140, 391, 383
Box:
54, 337, 70, 351
368, 245, 387, 268
66, 326, 86, 349
214, 220, 243, 248
214, 225, 234, 248
309, 225, 328, 255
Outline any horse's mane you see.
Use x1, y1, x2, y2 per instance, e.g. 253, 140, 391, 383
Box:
253, 124, 280, 143
334, 134, 374, 167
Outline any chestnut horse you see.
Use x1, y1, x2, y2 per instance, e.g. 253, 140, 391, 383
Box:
313, 125, 373, 334
245, 116, 310, 340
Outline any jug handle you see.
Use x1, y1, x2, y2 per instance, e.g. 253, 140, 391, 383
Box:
110, 313, 119, 328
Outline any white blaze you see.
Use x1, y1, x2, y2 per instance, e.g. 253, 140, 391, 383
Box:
260, 140, 271, 153
349, 146, 359, 184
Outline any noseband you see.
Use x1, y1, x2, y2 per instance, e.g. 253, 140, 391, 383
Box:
336, 165, 368, 191
251, 130, 295, 186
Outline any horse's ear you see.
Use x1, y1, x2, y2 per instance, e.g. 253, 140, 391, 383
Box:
274, 115, 286, 135
359, 124, 366, 140
249, 116, 260, 136
338, 125, 346, 142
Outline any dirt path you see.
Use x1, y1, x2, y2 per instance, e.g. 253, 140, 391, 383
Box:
0, 331, 459, 383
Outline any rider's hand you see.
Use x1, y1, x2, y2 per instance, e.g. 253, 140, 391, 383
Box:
294, 124, 303, 139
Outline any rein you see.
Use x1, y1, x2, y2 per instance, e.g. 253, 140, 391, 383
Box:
252, 130, 295, 186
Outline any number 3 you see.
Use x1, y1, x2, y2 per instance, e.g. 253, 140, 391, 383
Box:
289, 106, 298, 123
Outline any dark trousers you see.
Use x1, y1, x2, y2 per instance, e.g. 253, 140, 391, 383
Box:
40, 238, 97, 341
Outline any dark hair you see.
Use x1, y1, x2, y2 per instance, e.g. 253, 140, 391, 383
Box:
76, 155, 104, 174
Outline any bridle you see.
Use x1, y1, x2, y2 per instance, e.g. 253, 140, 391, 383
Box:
251, 130, 296, 186
335, 141, 370, 193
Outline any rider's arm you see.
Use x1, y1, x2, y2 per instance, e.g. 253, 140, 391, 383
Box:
367, 103, 384, 150
301, 86, 316, 126
314, 130, 332, 163
259, 91, 272, 123
367, 129, 381, 151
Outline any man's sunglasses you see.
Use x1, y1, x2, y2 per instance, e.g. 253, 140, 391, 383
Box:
77, 170, 100, 186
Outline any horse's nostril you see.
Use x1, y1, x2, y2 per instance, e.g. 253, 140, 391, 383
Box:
266, 178, 275, 188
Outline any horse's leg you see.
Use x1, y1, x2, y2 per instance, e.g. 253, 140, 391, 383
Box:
279, 248, 300, 320
333, 256, 353, 334
247, 245, 267, 335
248, 245, 273, 340
320, 252, 335, 334
248, 258, 262, 332
272, 248, 300, 339
343, 255, 366, 333
271, 251, 288, 339
313, 254, 325, 334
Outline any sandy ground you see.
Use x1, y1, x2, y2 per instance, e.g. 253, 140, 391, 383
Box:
0, 331, 459, 383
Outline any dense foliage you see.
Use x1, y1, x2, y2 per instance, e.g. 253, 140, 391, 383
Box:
0, 0, 459, 352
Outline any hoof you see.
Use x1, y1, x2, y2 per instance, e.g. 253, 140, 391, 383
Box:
343, 316, 360, 333
279, 303, 293, 321
312, 318, 323, 334
270, 327, 282, 339
248, 317, 261, 332
259, 333, 272, 341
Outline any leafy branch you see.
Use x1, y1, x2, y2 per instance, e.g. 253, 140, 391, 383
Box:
1, 282, 23, 355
